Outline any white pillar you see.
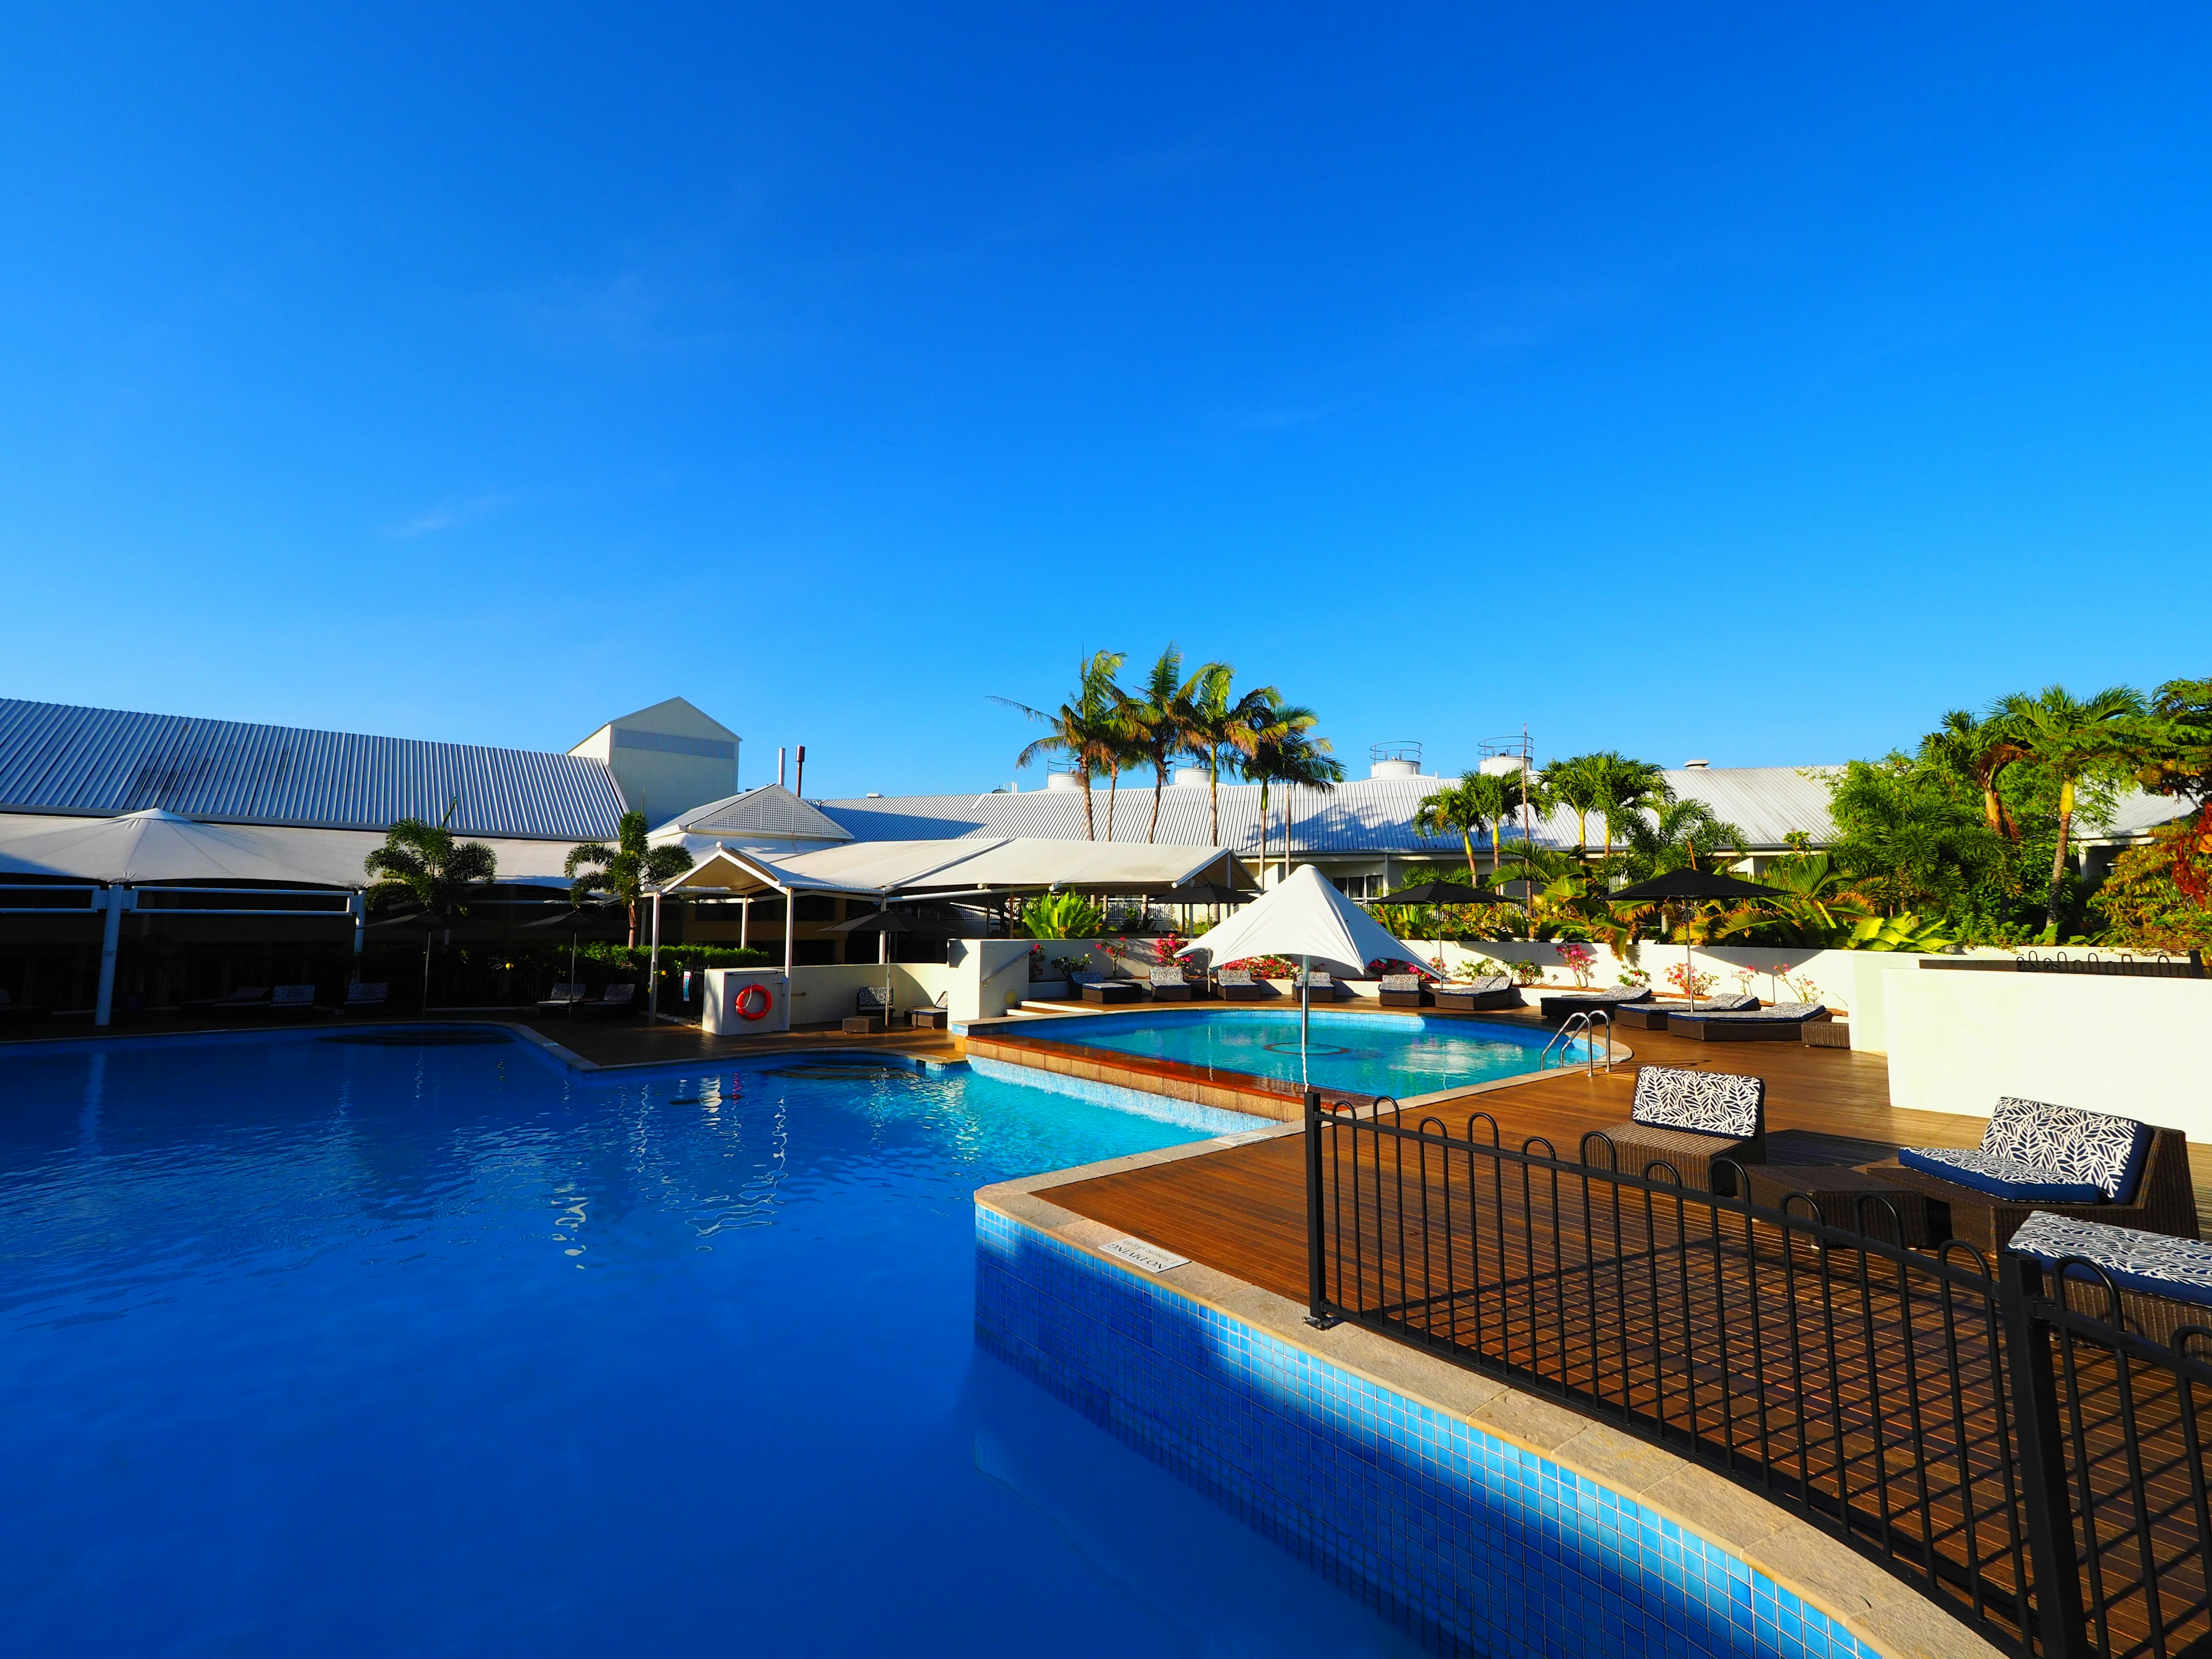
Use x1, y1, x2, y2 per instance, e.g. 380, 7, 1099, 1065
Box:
779, 885, 794, 980
349, 891, 365, 960
94, 887, 127, 1028
877, 899, 888, 965
740, 896, 751, 948
647, 889, 662, 1021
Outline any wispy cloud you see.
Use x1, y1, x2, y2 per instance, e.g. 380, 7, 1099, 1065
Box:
388, 491, 522, 539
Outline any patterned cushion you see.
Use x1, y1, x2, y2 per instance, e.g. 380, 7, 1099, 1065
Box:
1675, 1002, 1826, 1023
1216, 969, 1254, 986
1437, 977, 1512, 995
1673, 994, 1760, 1013
1896, 1146, 2104, 1203
1149, 966, 1185, 986
1379, 975, 1421, 992
1980, 1097, 2153, 1202
1548, 988, 1652, 1006
1630, 1066, 1764, 1140
2009, 1211, 2212, 1310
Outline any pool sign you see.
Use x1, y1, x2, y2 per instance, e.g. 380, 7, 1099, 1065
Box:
1098, 1236, 1191, 1274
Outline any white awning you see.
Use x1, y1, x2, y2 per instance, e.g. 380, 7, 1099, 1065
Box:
663, 836, 1240, 899
1176, 863, 1419, 978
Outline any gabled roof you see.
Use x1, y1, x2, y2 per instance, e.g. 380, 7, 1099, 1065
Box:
667, 836, 1234, 897
654, 784, 853, 843
576, 696, 740, 747
0, 698, 625, 840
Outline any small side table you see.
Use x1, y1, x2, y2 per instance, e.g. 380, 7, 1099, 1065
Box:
842, 1014, 887, 1035
1742, 1164, 1932, 1247
907, 1007, 948, 1030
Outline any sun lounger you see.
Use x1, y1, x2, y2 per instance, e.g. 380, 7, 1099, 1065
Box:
339, 982, 388, 1016
845, 985, 895, 1032
1147, 965, 1194, 1002
536, 982, 586, 1017
1076, 973, 1141, 1005
1536, 987, 1651, 1022
194, 986, 270, 1016
266, 984, 319, 1018
907, 992, 950, 1030
1666, 1001, 1827, 1041
1377, 974, 1427, 1008
1867, 1097, 2199, 1251
1431, 976, 1518, 1012
2007, 1211, 2212, 1346
1584, 1065, 1766, 1195
1215, 968, 1266, 1002
1295, 971, 1344, 1002
1608, 994, 1753, 1029
573, 983, 639, 1020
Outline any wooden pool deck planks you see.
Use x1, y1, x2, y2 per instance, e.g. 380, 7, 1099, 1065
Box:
1038, 1022, 2212, 1300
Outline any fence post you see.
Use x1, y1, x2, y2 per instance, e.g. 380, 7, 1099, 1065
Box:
1999, 1251, 2092, 1659
1304, 1088, 1338, 1328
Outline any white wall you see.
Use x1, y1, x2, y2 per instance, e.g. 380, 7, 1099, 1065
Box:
783, 961, 961, 1024
1885, 971, 2212, 1141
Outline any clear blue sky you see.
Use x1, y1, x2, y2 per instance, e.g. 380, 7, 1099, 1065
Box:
3, 5, 2208, 798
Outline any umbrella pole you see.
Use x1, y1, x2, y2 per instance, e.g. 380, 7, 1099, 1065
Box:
1683, 905, 1695, 1012
422, 930, 433, 1011
1300, 952, 1310, 1090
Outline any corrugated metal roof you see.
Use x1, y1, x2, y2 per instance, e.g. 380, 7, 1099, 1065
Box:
657, 784, 853, 843
818, 767, 1848, 856
0, 698, 626, 840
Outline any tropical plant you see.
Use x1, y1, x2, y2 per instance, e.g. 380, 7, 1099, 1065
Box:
1824, 757, 2003, 918
1539, 753, 1618, 861
1183, 662, 1282, 845
565, 809, 697, 947
1840, 912, 1958, 952
1020, 890, 1107, 939
363, 804, 498, 916
1244, 709, 1345, 882
1613, 797, 1748, 882
1918, 709, 2028, 839
992, 650, 1128, 841
1708, 852, 1874, 946
1994, 683, 2146, 933
2122, 675, 2212, 907
2093, 823, 2212, 954
1414, 771, 1520, 883
1589, 755, 1673, 857
1127, 645, 1211, 844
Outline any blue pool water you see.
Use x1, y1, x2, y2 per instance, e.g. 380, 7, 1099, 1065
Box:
0, 1030, 1423, 1658
1033, 1006, 1575, 1099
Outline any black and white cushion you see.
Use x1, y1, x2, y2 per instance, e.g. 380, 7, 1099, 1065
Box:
1676, 1002, 1825, 1023
1548, 987, 1652, 1006
1982, 1097, 2153, 1202
1378, 974, 1422, 993
2009, 1211, 2212, 1310
1630, 1066, 1764, 1141
1216, 969, 1255, 987
1896, 1146, 2105, 1203
1149, 966, 1186, 987
1438, 976, 1512, 995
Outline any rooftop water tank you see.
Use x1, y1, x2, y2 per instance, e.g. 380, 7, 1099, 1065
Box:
1478, 755, 1527, 777
1173, 767, 1210, 787
1368, 740, 1422, 780
1046, 771, 1086, 790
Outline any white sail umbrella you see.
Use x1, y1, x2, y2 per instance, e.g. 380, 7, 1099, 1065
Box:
1176, 863, 1423, 1088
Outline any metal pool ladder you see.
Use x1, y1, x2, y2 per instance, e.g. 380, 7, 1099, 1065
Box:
1539, 1009, 1613, 1076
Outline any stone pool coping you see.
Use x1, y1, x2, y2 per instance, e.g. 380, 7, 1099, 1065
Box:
977, 1131, 2002, 1659
964, 1004, 1630, 1123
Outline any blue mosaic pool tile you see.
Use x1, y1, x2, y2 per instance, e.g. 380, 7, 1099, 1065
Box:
976, 1202, 1887, 1659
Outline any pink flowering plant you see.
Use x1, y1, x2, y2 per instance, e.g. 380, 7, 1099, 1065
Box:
1556, 943, 1597, 988
1665, 962, 1717, 999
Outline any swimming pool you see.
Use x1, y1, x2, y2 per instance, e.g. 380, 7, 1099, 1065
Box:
1023, 1006, 1578, 1099
0, 1029, 1423, 1658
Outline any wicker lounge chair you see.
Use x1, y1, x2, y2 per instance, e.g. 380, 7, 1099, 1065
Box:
844, 984, 895, 1032
536, 982, 586, 1017
907, 991, 950, 1030
339, 982, 388, 1016
1666, 1002, 1830, 1042
1584, 1065, 1766, 1195
190, 985, 270, 1017
1077, 973, 1141, 1005
1536, 987, 1652, 1023
1147, 965, 1194, 1002
1296, 970, 1346, 1002
1610, 994, 1755, 1030
1377, 973, 1428, 1008
1431, 976, 1518, 1013
1215, 968, 1266, 1002
1867, 1097, 2199, 1251
573, 983, 638, 1020
266, 984, 319, 1019
2008, 1211, 2212, 1347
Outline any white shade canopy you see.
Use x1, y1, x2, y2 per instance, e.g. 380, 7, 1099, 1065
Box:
1176, 863, 1420, 979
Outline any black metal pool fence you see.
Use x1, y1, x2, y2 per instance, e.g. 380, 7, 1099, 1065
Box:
1300, 1091, 2212, 1659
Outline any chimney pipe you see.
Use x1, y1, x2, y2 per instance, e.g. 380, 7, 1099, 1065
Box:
795, 745, 806, 798
778, 747, 786, 789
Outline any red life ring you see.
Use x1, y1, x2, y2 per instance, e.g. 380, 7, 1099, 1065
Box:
734, 982, 772, 1021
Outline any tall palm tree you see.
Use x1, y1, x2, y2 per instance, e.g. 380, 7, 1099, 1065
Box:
991, 650, 1127, 841
1616, 797, 1747, 881
1128, 645, 1211, 844
566, 809, 698, 946
1098, 677, 1149, 842
1538, 753, 1613, 862
1918, 709, 2026, 839
1995, 683, 2147, 931
1590, 755, 1673, 858
363, 805, 498, 915
1184, 662, 1281, 846
1243, 711, 1344, 882
1413, 771, 1518, 884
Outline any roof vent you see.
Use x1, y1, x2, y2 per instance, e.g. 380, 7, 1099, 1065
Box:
1683, 758, 1710, 769
865, 791, 882, 798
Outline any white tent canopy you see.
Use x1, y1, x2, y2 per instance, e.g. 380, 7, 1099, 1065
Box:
665, 836, 1238, 900
1175, 862, 1419, 980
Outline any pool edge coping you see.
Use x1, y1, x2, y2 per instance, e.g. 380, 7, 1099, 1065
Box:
977, 1143, 2004, 1659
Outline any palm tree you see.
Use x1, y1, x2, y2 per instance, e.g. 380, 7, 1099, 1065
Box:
566, 809, 698, 946
1995, 683, 2147, 931
1414, 771, 1518, 884
991, 650, 1127, 841
1918, 709, 2026, 839
363, 805, 498, 915
1539, 753, 1614, 862
1128, 645, 1211, 844
1616, 797, 1748, 881
1098, 677, 1149, 842
1184, 662, 1281, 845
1589, 755, 1673, 858
1244, 713, 1345, 882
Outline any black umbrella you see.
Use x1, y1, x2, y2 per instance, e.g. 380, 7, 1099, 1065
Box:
522, 904, 622, 984
1608, 868, 1778, 1010
368, 908, 454, 1007
1370, 880, 1513, 907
